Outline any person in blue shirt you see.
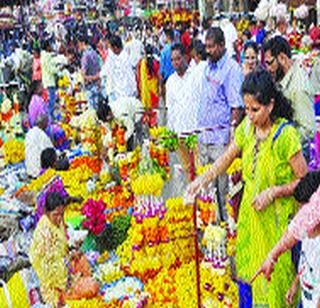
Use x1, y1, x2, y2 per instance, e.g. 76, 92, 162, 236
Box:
160, 28, 175, 85
195, 27, 244, 221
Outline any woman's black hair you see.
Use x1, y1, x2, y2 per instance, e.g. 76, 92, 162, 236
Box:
145, 44, 155, 76
41, 148, 57, 169
45, 192, 65, 213
241, 69, 294, 122
243, 41, 258, 55
294, 171, 320, 203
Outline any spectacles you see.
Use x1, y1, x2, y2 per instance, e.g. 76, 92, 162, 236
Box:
265, 57, 276, 66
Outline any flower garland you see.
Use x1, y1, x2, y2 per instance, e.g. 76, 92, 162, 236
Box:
2, 139, 25, 165
198, 195, 217, 226
25, 169, 57, 192
144, 268, 178, 305
149, 142, 170, 175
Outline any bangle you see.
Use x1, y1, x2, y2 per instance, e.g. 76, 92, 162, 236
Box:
267, 254, 276, 266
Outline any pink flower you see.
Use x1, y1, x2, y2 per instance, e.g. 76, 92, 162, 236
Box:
81, 199, 106, 235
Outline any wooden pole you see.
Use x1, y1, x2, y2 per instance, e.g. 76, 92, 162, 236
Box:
188, 138, 201, 308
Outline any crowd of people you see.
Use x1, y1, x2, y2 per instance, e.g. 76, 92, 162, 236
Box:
0, 1, 320, 307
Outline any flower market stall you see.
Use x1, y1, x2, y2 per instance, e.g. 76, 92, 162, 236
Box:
0, 84, 243, 307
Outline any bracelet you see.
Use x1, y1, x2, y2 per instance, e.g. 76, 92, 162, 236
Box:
267, 254, 276, 266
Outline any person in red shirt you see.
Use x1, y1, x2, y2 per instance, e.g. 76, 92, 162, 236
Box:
180, 22, 192, 63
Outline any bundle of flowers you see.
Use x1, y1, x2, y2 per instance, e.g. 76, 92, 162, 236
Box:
82, 199, 107, 236
200, 262, 238, 307
131, 173, 164, 197
2, 139, 25, 165
98, 186, 134, 221
254, 0, 271, 21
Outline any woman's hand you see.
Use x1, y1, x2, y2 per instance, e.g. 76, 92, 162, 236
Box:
186, 175, 207, 203
251, 254, 276, 284
285, 277, 299, 306
253, 188, 275, 211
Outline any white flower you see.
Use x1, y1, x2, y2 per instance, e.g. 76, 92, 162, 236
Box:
295, 4, 309, 20
271, 3, 288, 20
254, 0, 271, 21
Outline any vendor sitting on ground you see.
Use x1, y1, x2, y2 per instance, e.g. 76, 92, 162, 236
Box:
25, 114, 55, 178
29, 192, 99, 307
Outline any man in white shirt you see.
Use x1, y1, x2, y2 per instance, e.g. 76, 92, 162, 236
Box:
25, 114, 54, 178
166, 43, 192, 135
101, 35, 137, 102
166, 43, 196, 181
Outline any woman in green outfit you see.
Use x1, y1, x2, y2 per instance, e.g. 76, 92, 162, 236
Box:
187, 69, 308, 307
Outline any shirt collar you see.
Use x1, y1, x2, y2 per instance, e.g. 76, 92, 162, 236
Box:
208, 52, 227, 71
280, 62, 296, 90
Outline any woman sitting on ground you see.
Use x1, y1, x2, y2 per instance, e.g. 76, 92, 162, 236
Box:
29, 192, 99, 307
